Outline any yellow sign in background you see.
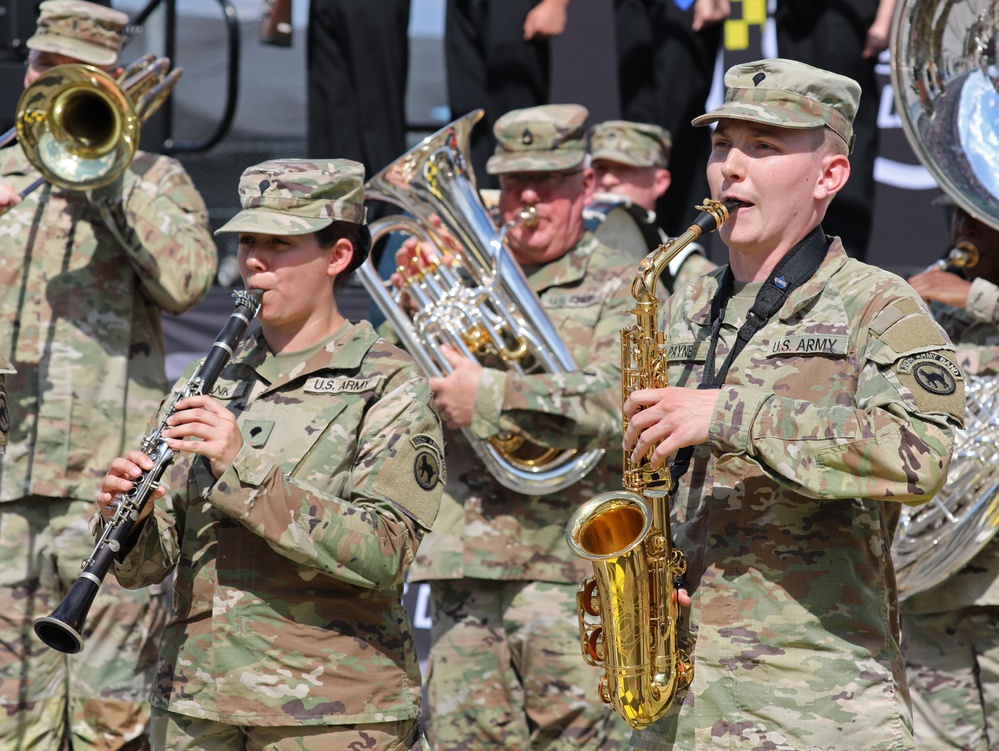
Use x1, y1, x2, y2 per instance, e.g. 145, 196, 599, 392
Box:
724, 0, 768, 50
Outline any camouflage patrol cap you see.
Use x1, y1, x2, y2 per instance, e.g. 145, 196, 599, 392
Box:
215, 158, 367, 236
692, 58, 860, 153
486, 104, 589, 175
26, 0, 128, 67
590, 120, 672, 168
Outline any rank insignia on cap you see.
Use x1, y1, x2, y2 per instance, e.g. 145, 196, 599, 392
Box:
521, 129, 534, 145
753, 72, 766, 86
412, 434, 445, 490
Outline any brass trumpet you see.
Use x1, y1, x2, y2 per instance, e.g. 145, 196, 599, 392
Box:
0, 54, 181, 205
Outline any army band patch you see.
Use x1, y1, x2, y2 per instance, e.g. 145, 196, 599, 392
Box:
897, 352, 961, 395
305, 376, 383, 394
412, 433, 445, 490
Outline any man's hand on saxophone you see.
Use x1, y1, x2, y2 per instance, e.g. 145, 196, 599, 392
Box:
622, 387, 720, 469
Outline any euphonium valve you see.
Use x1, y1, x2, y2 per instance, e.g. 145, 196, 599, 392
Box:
565, 199, 737, 730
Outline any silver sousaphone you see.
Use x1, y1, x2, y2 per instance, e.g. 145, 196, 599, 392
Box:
890, 0, 999, 599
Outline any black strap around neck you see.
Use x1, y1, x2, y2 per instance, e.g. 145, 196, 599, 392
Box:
668, 225, 831, 485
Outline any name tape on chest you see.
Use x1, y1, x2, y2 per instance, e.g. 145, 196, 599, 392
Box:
544, 293, 600, 309
768, 335, 848, 356
304, 376, 383, 395
210, 382, 248, 400
666, 341, 709, 362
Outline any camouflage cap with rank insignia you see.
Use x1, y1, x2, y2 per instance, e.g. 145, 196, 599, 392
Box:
589, 120, 672, 168
486, 103, 589, 175
215, 158, 367, 236
691, 58, 860, 154
26, 0, 128, 67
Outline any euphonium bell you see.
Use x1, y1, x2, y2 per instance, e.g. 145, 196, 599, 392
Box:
357, 109, 604, 495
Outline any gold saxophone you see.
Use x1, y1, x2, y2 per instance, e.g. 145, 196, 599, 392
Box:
565, 199, 736, 730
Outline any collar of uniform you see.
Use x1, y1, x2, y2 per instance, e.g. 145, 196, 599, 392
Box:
523, 230, 597, 294
685, 238, 849, 328
240, 319, 381, 394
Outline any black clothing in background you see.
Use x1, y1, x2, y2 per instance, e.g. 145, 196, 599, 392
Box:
307, 0, 411, 177
446, 0, 551, 189
775, 0, 880, 261
614, 0, 722, 238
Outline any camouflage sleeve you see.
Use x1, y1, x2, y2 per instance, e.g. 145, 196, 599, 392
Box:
88, 154, 217, 314
710, 298, 963, 503
111, 499, 182, 589
467, 275, 632, 451
965, 277, 999, 324
203, 375, 443, 590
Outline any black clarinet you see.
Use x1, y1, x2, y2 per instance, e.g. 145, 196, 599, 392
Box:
34, 289, 263, 654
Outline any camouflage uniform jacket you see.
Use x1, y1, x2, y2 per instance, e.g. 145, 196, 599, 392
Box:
113, 320, 444, 726
903, 275, 999, 615
408, 231, 635, 584
631, 241, 964, 751
0, 144, 216, 501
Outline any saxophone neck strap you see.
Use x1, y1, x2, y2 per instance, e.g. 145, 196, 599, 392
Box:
669, 225, 830, 485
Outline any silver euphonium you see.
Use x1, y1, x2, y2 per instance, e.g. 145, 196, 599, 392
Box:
890, 0, 999, 599
357, 109, 603, 494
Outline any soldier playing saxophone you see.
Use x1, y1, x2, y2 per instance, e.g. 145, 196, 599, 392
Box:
622, 59, 964, 751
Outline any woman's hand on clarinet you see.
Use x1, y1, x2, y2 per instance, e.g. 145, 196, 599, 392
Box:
97, 450, 164, 524
162, 395, 244, 479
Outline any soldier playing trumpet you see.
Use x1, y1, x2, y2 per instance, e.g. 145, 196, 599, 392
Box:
0, 2, 216, 749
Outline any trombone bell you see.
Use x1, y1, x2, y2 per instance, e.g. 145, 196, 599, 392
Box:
11, 56, 179, 193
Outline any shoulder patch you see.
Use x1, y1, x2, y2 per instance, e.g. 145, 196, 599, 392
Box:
895, 351, 966, 421
411, 433, 446, 490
